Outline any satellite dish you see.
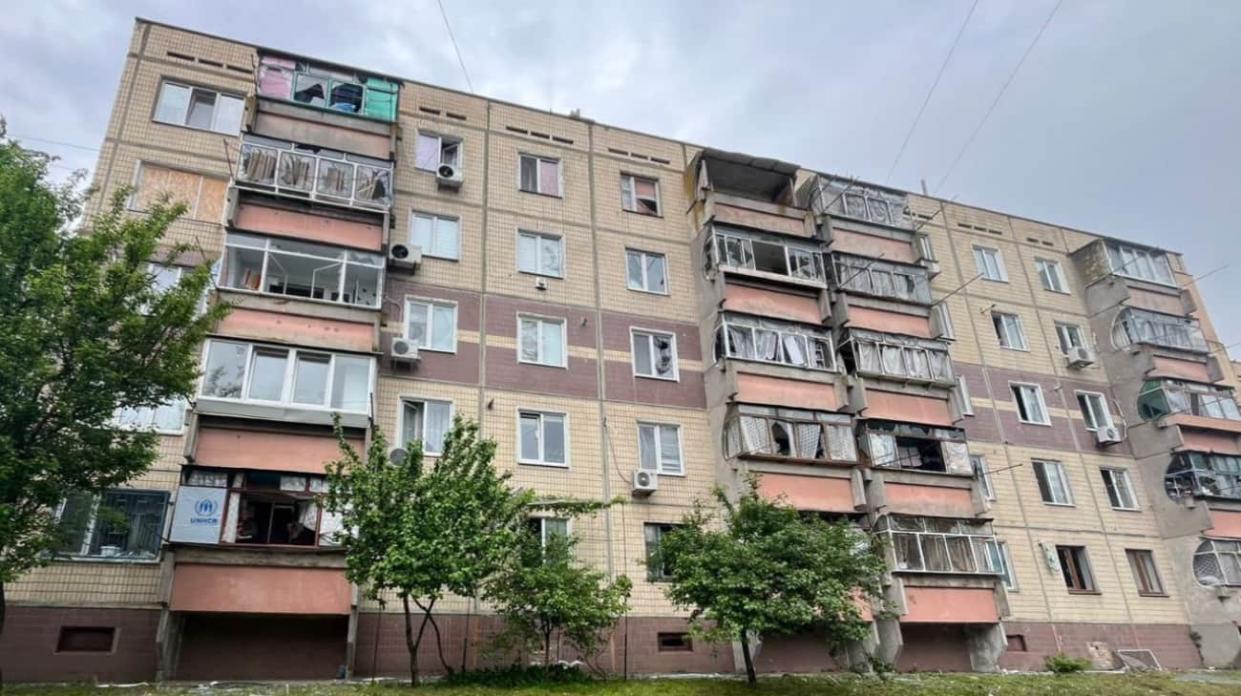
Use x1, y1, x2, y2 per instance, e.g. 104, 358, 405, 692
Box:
390, 447, 409, 465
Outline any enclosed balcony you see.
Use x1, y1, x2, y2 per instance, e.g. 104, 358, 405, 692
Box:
1138, 379, 1241, 429
878, 515, 1003, 576
722, 405, 856, 465
170, 466, 341, 549
706, 225, 825, 288
840, 329, 953, 386
258, 55, 398, 123
1112, 307, 1208, 353
831, 253, 931, 304
236, 135, 393, 212
861, 422, 970, 475
1165, 452, 1241, 500
805, 175, 911, 230
713, 313, 835, 372
218, 232, 382, 309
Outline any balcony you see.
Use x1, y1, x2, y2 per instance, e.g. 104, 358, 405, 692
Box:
877, 515, 1003, 576
236, 136, 393, 212
218, 232, 383, 309
861, 421, 971, 476
713, 313, 835, 372
1112, 307, 1208, 353
707, 225, 826, 288
723, 405, 856, 465
805, 175, 912, 230
1165, 452, 1241, 500
1138, 379, 1241, 431
258, 55, 398, 123
831, 253, 931, 304
170, 466, 341, 549
841, 329, 953, 386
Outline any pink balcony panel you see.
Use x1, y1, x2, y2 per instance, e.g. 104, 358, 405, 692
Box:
902, 586, 998, 624
723, 285, 820, 324
714, 202, 807, 237
865, 390, 954, 427
1180, 429, 1241, 455
171, 564, 350, 615
1166, 414, 1241, 435
735, 373, 839, 411
1150, 355, 1212, 383
884, 482, 974, 518
195, 427, 361, 475
1128, 287, 1185, 316
235, 201, 383, 251
848, 306, 933, 338
1206, 510, 1241, 540
216, 308, 374, 353
831, 229, 916, 264
758, 473, 855, 513
254, 111, 391, 160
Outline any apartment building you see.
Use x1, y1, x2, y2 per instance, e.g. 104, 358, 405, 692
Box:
3, 18, 1239, 681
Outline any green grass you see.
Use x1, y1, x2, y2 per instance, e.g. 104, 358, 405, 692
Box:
10, 672, 1241, 696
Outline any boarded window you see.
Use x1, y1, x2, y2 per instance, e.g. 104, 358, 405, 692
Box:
132, 163, 227, 223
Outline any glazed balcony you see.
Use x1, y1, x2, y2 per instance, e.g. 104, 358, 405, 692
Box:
840, 329, 954, 387
830, 253, 932, 305
722, 405, 857, 466
1139, 379, 1241, 433
257, 55, 398, 123
235, 136, 393, 213
1165, 452, 1241, 500
706, 225, 826, 289
1112, 307, 1207, 354
877, 515, 1004, 577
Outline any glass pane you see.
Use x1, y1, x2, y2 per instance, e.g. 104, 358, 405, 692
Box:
415, 134, 441, 171
203, 341, 249, 398
278, 151, 316, 191
433, 217, 460, 259
626, 251, 644, 290
652, 334, 675, 377
633, 333, 653, 376
330, 356, 371, 412
329, 80, 364, 113
519, 318, 540, 362
520, 413, 541, 460
647, 254, 667, 293
238, 145, 278, 185
639, 425, 657, 471
154, 82, 191, 124
659, 426, 681, 472
355, 165, 391, 206
424, 402, 452, 453
292, 353, 331, 405
186, 90, 216, 129
543, 415, 566, 463
923, 535, 951, 571
542, 321, 564, 366
517, 233, 538, 273
247, 349, 288, 401
407, 302, 429, 348
519, 156, 538, 191
316, 160, 354, 198
431, 304, 456, 351
411, 214, 433, 251
402, 401, 423, 448
212, 95, 244, 134
539, 236, 562, 276
344, 263, 380, 307
293, 74, 327, 107
538, 160, 559, 194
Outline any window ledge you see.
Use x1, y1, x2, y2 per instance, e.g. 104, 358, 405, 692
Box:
519, 188, 564, 200
1016, 419, 1052, 427
517, 360, 570, 370
517, 270, 565, 280
1067, 589, 1102, 595
635, 373, 680, 383
626, 287, 670, 297
1137, 592, 1169, 598
52, 555, 161, 565
1043, 501, 1076, 508
1111, 507, 1143, 513
622, 209, 664, 220
518, 460, 570, 469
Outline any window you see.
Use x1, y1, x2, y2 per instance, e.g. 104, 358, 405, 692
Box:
410, 212, 461, 260
519, 411, 567, 466
131, 163, 228, 224
992, 312, 1028, 350
879, 516, 1001, 575
715, 315, 833, 371
712, 227, 825, 284
182, 468, 336, 547
626, 249, 668, 294
528, 517, 570, 547
257, 56, 398, 121
1006, 634, 1028, 652
1055, 322, 1087, 355
1056, 545, 1097, 592
518, 315, 566, 367
931, 302, 955, 339
1011, 383, 1050, 425
972, 455, 995, 501
644, 523, 679, 580
621, 174, 660, 215
1035, 258, 1069, 293
1106, 242, 1174, 285
200, 340, 373, 413
1126, 549, 1165, 595
1033, 460, 1073, 505
1166, 452, 1241, 500
56, 627, 116, 653
219, 233, 382, 308
1076, 391, 1113, 431
632, 329, 678, 380
1113, 307, 1208, 353
724, 411, 856, 462
973, 246, 1007, 282
113, 399, 187, 434
1101, 468, 1139, 510
638, 423, 683, 475
517, 230, 564, 277
849, 331, 953, 383
401, 399, 453, 455
832, 255, 932, 303
657, 633, 692, 652
414, 132, 461, 172
989, 540, 1018, 590
406, 299, 457, 353
1193, 539, 1241, 586
953, 377, 974, 417
56, 490, 168, 560
519, 154, 561, 196
1138, 380, 1241, 422
153, 81, 243, 134
235, 136, 393, 210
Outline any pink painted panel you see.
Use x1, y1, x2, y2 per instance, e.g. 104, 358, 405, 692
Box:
735, 373, 840, 410
722, 285, 820, 324
1150, 355, 1212, 382
848, 306, 933, 338
757, 473, 854, 513
217, 307, 374, 352
195, 427, 361, 474
1180, 429, 1241, 455
832, 229, 916, 264
253, 112, 391, 159
171, 564, 350, 615
714, 203, 807, 237
902, 586, 998, 624
884, 482, 974, 518
1128, 287, 1185, 316
1206, 509, 1241, 540
1167, 414, 1241, 435
235, 202, 383, 251
865, 390, 953, 427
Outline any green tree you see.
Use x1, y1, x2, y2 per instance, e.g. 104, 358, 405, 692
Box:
485, 525, 632, 671
0, 124, 227, 682
657, 483, 886, 686
325, 416, 609, 686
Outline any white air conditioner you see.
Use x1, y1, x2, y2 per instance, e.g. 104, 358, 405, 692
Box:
632, 469, 659, 496
391, 337, 420, 364
1066, 345, 1096, 368
388, 243, 422, 271
1095, 425, 1123, 446
436, 163, 463, 189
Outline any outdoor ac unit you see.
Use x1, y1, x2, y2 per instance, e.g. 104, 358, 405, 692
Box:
1066, 345, 1096, 368
436, 163, 463, 189
391, 337, 420, 364
1095, 426, 1123, 446
388, 243, 422, 271
632, 469, 659, 496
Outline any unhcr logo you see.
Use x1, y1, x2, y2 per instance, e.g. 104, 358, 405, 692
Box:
190, 496, 221, 525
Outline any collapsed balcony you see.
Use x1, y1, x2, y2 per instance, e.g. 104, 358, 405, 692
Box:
1138, 379, 1241, 422
706, 225, 826, 288
692, 149, 798, 205
840, 329, 954, 385
170, 466, 341, 548
258, 55, 399, 122
860, 421, 970, 475
877, 515, 1003, 576
723, 405, 857, 464
1165, 452, 1241, 500
1112, 307, 1208, 353
713, 313, 835, 372
236, 135, 393, 211
830, 253, 932, 304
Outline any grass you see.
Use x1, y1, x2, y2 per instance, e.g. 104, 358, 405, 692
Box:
9, 672, 1241, 696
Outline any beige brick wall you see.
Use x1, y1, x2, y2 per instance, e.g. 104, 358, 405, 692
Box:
484, 210, 595, 306
390, 193, 484, 291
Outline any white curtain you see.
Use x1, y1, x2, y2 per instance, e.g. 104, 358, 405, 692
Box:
424, 401, 452, 453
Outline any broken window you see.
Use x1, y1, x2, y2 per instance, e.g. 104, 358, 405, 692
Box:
1194, 539, 1241, 586
861, 422, 968, 474
405, 298, 457, 352
638, 422, 682, 475
409, 211, 461, 260
992, 312, 1028, 350
131, 163, 227, 223
415, 132, 462, 172
715, 315, 833, 371
832, 255, 932, 303
1035, 258, 1070, 293
626, 249, 668, 294
1056, 545, 1097, 592
235, 136, 393, 210
199, 340, 373, 413
621, 174, 661, 215
1164, 452, 1241, 500
1113, 307, 1207, 352
1106, 242, 1174, 285
518, 315, 566, 367
644, 523, 680, 581
1138, 379, 1240, 421
1077, 391, 1114, 431
154, 81, 243, 134
878, 516, 999, 575
725, 408, 855, 462
1033, 460, 1073, 505
260, 57, 399, 121
973, 245, 1007, 282
1011, 383, 1050, 424
186, 468, 331, 547
712, 227, 823, 284
517, 230, 564, 277
847, 330, 952, 383
519, 154, 561, 196
632, 329, 677, 380
219, 232, 382, 308
113, 398, 187, 434
1055, 322, 1087, 354
1125, 549, 1165, 595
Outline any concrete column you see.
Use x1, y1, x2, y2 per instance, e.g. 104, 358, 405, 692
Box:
874, 618, 903, 668
966, 622, 1006, 672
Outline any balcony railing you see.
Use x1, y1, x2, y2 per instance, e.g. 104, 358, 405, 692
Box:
861, 422, 971, 475
1113, 307, 1207, 353
258, 55, 398, 123
707, 225, 825, 287
236, 136, 393, 211
713, 314, 835, 372
1138, 380, 1241, 422
845, 329, 953, 385
170, 466, 342, 548
877, 515, 1002, 575
831, 254, 931, 304
723, 406, 856, 463
1165, 452, 1241, 500
807, 176, 911, 229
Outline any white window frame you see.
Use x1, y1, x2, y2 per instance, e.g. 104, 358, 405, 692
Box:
398, 398, 455, 456
198, 339, 374, 415
518, 153, 563, 197
517, 314, 568, 368
413, 131, 462, 172
625, 248, 669, 295
1035, 258, 1070, 294
631, 328, 679, 381
991, 540, 1018, 590
973, 245, 1008, 282
517, 410, 569, 467
153, 80, 244, 135
1055, 322, 1087, 355
712, 228, 825, 285
1101, 467, 1139, 511
638, 422, 684, 476
716, 315, 835, 371
971, 454, 995, 501
1076, 390, 1114, 432
1011, 382, 1051, 425
1033, 459, 1074, 506
1107, 242, 1175, 286
516, 229, 565, 278
409, 211, 461, 260
993, 311, 1029, 351
218, 232, 384, 309
113, 398, 188, 436
530, 516, 571, 547
404, 297, 458, 353
621, 173, 661, 216
954, 377, 975, 417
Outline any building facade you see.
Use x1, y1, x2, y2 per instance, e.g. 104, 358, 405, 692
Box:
3, 19, 1240, 681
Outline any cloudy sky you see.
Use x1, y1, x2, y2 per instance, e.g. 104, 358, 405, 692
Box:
3, 0, 1240, 351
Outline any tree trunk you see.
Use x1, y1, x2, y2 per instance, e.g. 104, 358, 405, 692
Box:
460, 610, 471, 674
739, 630, 757, 687
1, 580, 6, 688
425, 609, 453, 675
543, 626, 553, 667
402, 596, 431, 687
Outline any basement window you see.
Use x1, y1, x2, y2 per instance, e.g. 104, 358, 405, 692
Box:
657, 633, 693, 652
56, 627, 116, 653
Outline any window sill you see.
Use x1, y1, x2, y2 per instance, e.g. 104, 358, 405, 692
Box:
634, 373, 680, 383
1016, 420, 1052, 427
405, 342, 457, 356
626, 287, 670, 297
151, 118, 238, 137
518, 460, 570, 469
1110, 506, 1142, 513
1042, 501, 1076, 508
1067, 589, 1101, 595
53, 555, 160, 565
1044, 288, 1072, 296
518, 270, 565, 280
517, 360, 570, 370
999, 346, 1032, 353
980, 277, 1009, 284
1137, 592, 1169, 598
640, 469, 685, 478
622, 208, 663, 220
518, 188, 564, 200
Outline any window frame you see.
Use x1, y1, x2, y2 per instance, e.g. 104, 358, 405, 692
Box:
715, 315, 835, 372
517, 153, 563, 197
517, 409, 570, 467
1057, 545, 1098, 593
218, 232, 384, 309
54, 489, 169, 562
398, 398, 455, 456
1106, 242, 1175, 286
404, 297, 459, 354
879, 515, 1003, 576
992, 311, 1029, 351
409, 211, 462, 261
198, 339, 375, 415
620, 173, 662, 216
413, 131, 462, 172
631, 328, 679, 381
1055, 322, 1087, 354
637, 422, 684, 476
1011, 382, 1051, 425
1035, 258, 1070, 294
1101, 467, 1139, 511
625, 248, 669, 295
1033, 459, 1074, 506
517, 314, 568, 368
528, 516, 571, 548
152, 80, 244, 135
972, 245, 1008, 282
516, 229, 565, 278
1076, 390, 1114, 432
1125, 549, 1166, 596
992, 540, 1018, 591
971, 454, 995, 501
112, 398, 188, 436
644, 522, 680, 581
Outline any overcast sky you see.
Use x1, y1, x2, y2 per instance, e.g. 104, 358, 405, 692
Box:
3, 0, 1240, 353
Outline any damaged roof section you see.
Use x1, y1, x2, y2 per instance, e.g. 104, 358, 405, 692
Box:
692, 148, 801, 205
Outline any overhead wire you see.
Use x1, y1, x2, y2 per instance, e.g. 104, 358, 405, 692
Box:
436, 0, 475, 93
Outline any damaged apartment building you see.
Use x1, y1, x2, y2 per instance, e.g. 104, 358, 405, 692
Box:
5, 18, 1241, 681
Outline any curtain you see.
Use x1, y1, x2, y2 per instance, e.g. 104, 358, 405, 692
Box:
241, 146, 277, 184
947, 537, 977, 573
319, 511, 343, 546
659, 426, 682, 473
538, 160, 559, 194
881, 345, 904, 375
415, 134, 442, 171
782, 334, 808, 366
539, 235, 562, 275
424, 402, 452, 453
922, 536, 951, 571
893, 533, 922, 570
795, 423, 823, 459
756, 330, 780, 361
519, 319, 540, 362
728, 325, 754, 359
858, 341, 881, 373
431, 304, 456, 352
826, 425, 857, 461
741, 416, 771, 454
639, 425, 658, 471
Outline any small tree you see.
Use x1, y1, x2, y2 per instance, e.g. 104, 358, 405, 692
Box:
0, 125, 227, 683
486, 526, 631, 670
657, 483, 886, 686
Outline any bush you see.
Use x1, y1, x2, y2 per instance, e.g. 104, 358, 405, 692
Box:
439, 664, 593, 687
1045, 652, 1091, 674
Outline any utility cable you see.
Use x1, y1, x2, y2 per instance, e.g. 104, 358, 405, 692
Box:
436, 0, 475, 93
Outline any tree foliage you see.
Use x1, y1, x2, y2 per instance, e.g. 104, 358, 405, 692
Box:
657, 482, 886, 686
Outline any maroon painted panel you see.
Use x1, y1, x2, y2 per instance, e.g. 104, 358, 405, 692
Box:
176, 614, 348, 680
897, 624, 973, 672
603, 361, 707, 408
600, 312, 703, 361
378, 332, 481, 385
485, 346, 599, 399
485, 296, 597, 350
1, 606, 159, 683
383, 282, 482, 332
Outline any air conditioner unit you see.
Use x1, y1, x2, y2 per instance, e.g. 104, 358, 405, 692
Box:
1095, 426, 1123, 446
391, 337, 420, 364
632, 469, 659, 496
388, 243, 422, 271
1066, 345, 1096, 368
436, 163, 463, 189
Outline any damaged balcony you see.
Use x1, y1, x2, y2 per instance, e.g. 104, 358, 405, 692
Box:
714, 313, 835, 372
860, 421, 971, 476
723, 405, 857, 466
1165, 452, 1241, 500
804, 175, 912, 231
1138, 379, 1241, 433
217, 232, 383, 310
839, 329, 954, 387
706, 225, 826, 289
257, 54, 399, 123
692, 148, 799, 207
878, 515, 1004, 578
235, 135, 393, 213
1112, 307, 1208, 354
830, 254, 932, 305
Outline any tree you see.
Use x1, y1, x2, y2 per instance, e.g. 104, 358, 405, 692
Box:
485, 525, 632, 671
657, 483, 886, 686
324, 416, 610, 686
0, 124, 228, 683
